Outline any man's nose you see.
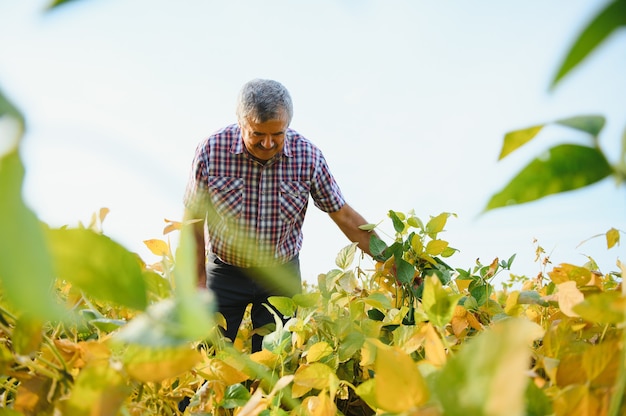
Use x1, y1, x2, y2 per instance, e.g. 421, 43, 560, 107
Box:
260, 136, 274, 149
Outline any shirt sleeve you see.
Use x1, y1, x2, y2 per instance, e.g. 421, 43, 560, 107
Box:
310, 150, 346, 213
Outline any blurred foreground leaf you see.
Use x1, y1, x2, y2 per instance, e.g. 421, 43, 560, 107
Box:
551, 0, 626, 89
47, 228, 148, 311
0, 145, 65, 321
434, 318, 544, 416
486, 144, 612, 211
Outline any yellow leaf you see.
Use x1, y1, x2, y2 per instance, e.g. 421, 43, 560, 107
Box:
606, 227, 620, 249
375, 342, 429, 412
420, 323, 446, 367
205, 358, 249, 384
425, 239, 448, 256
556, 281, 584, 317
123, 345, 202, 383
306, 342, 333, 363
410, 234, 424, 254
548, 263, 591, 286
143, 239, 170, 256
250, 349, 282, 369
292, 363, 338, 398
301, 392, 337, 416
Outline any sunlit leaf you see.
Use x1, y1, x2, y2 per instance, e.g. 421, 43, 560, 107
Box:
47, 228, 148, 310
425, 212, 453, 236
374, 340, 429, 413
335, 242, 358, 270
354, 379, 380, 411
121, 344, 202, 383
486, 144, 612, 211
555, 115, 606, 137
61, 362, 130, 416
548, 263, 592, 286
551, 0, 626, 88
606, 227, 620, 249
268, 296, 296, 317
434, 318, 543, 416
293, 292, 321, 308
306, 342, 333, 363
292, 363, 338, 398
205, 358, 249, 385
422, 274, 463, 327
143, 238, 170, 256
0, 147, 65, 321
556, 281, 584, 317
498, 125, 544, 160
426, 239, 448, 256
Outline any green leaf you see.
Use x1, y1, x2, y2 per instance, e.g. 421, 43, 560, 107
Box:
369, 234, 388, 258
421, 274, 462, 327
268, 296, 296, 317
395, 258, 415, 285
338, 331, 365, 362
221, 384, 251, 409
434, 318, 544, 416
47, 228, 148, 310
388, 210, 405, 233
555, 115, 606, 137
499, 125, 544, 160
0, 147, 65, 321
551, 0, 626, 89
358, 223, 378, 231
46, 0, 82, 11
486, 144, 612, 211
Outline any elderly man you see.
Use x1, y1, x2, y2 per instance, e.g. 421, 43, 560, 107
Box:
184, 79, 373, 352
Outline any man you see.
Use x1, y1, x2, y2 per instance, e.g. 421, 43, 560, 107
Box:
183, 79, 374, 352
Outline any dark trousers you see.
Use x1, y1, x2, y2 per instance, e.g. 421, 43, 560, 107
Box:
207, 255, 302, 352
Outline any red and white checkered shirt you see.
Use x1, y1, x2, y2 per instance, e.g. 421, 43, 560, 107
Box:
184, 124, 346, 267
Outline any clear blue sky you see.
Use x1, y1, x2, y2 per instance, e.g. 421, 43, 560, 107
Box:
1, 0, 625, 285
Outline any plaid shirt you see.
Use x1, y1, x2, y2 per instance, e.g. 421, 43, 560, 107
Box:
184, 124, 346, 267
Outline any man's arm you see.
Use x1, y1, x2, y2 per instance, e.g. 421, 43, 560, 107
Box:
184, 208, 207, 289
328, 203, 375, 257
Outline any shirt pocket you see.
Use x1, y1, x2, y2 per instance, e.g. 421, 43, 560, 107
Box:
279, 181, 310, 223
208, 176, 244, 219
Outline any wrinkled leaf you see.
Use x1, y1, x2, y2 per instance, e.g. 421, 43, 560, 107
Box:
551, 0, 626, 88
486, 144, 612, 211
335, 242, 358, 270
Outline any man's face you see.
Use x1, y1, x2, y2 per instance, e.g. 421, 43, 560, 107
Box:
240, 113, 289, 162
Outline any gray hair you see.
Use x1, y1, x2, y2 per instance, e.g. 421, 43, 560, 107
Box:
236, 79, 293, 125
